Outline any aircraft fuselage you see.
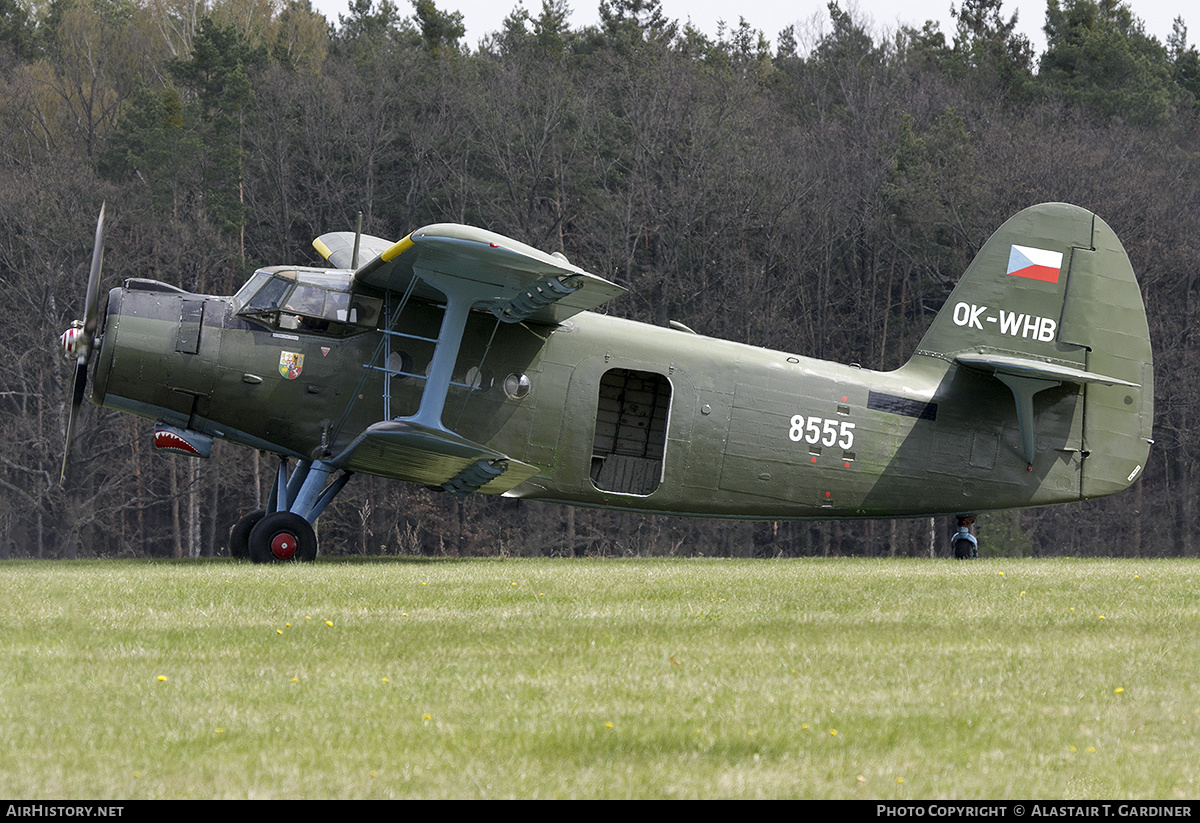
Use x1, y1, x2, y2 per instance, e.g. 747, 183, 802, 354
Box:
92, 276, 1094, 521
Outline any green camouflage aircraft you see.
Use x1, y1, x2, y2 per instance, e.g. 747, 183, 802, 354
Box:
60, 202, 1153, 561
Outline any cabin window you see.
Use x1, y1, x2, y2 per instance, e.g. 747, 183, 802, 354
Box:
590, 368, 671, 496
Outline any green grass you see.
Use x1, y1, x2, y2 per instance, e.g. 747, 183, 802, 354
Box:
1, 557, 1198, 799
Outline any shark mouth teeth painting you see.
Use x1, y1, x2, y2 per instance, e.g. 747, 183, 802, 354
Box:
153, 425, 213, 458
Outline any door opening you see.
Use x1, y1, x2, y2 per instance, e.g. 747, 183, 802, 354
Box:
591, 368, 671, 495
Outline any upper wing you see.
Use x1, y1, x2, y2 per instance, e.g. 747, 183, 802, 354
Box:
312, 231, 393, 270
350, 223, 626, 325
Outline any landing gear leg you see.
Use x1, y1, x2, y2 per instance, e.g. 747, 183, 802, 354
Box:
246, 458, 352, 564
952, 515, 978, 560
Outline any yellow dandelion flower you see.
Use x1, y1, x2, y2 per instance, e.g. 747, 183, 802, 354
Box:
830, 729, 838, 736
1114, 687, 1124, 694
276, 629, 283, 635
1069, 746, 1077, 753
1087, 746, 1096, 753
285, 622, 291, 628
290, 677, 299, 682
156, 675, 167, 682
370, 771, 378, 778
511, 582, 518, 586
215, 728, 224, 734
997, 571, 1004, 576
1098, 615, 1106, 620
382, 678, 390, 683
896, 777, 905, 784
326, 620, 333, 626
423, 713, 432, 720
605, 722, 614, 728
305, 615, 312, 620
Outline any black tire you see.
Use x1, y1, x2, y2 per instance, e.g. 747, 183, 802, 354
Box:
229, 510, 265, 559
248, 512, 318, 563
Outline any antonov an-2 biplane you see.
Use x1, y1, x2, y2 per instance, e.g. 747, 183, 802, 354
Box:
60, 203, 1153, 561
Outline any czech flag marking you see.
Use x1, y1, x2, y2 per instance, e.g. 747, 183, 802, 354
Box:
1007, 245, 1063, 283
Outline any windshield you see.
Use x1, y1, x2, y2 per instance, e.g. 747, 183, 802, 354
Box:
235, 268, 381, 334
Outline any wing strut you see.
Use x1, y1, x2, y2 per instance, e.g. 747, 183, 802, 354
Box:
994, 374, 1061, 467
410, 268, 487, 430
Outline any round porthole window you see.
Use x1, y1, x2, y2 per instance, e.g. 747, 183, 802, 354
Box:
465, 366, 494, 391
387, 350, 413, 378
503, 373, 531, 400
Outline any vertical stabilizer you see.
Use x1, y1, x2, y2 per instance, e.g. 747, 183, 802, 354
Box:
912, 203, 1152, 497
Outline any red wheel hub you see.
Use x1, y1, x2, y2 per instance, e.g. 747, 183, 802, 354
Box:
270, 532, 298, 559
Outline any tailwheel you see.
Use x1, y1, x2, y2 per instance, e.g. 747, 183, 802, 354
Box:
249, 512, 318, 563
229, 510, 265, 560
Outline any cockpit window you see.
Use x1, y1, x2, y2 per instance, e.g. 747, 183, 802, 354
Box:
246, 276, 292, 312
235, 268, 381, 336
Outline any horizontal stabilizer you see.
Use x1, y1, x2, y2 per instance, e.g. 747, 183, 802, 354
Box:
332, 420, 542, 495
353, 223, 627, 325
955, 352, 1139, 388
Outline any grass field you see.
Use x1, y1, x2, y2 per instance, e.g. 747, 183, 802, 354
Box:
1, 557, 1197, 799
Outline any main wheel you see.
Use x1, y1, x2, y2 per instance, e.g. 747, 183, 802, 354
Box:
248, 512, 318, 563
229, 510, 265, 559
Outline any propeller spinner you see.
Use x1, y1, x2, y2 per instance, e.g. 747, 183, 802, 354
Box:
59, 204, 106, 485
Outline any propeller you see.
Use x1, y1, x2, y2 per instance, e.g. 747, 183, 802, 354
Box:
59, 203, 106, 486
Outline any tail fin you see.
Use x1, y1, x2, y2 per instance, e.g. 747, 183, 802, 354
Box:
915, 203, 1153, 497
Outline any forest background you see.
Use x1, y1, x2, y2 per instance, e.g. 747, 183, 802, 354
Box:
1, 0, 1197, 559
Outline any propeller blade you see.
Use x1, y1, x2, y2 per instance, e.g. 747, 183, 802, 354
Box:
59, 204, 106, 487
82, 202, 105, 343
59, 360, 89, 486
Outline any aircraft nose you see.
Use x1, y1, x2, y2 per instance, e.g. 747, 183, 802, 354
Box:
60, 324, 85, 360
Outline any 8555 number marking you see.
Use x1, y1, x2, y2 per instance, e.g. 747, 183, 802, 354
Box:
789, 415, 855, 449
